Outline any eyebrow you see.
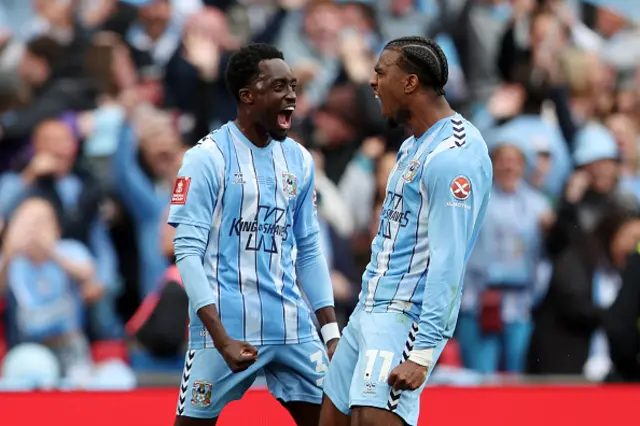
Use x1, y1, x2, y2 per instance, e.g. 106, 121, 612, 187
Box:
271, 76, 297, 84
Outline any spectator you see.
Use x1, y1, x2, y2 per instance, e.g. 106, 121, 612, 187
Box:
457, 143, 554, 374
0, 197, 100, 379
0, 0, 637, 386
528, 211, 640, 380
112, 106, 185, 297
604, 244, 640, 382
0, 119, 120, 341
546, 123, 638, 259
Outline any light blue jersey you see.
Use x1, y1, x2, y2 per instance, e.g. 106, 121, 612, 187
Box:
168, 121, 328, 348
360, 113, 492, 350
168, 121, 335, 418
324, 114, 492, 426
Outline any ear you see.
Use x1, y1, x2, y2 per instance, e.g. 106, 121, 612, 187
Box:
239, 88, 253, 105
404, 74, 419, 95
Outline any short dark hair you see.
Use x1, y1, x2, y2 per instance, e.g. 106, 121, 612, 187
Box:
383, 36, 449, 96
225, 43, 285, 101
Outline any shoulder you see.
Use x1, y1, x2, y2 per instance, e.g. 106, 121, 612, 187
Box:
195, 129, 227, 160
398, 136, 416, 160
424, 138, 491, 195
283, 137, 314, 170
184, 133, 227, 172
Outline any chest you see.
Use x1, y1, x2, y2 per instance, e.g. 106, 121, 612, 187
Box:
485, 193, 540, 242
383, 145, 431, 210
222, 150, 303, 216
9, 259, 68, 304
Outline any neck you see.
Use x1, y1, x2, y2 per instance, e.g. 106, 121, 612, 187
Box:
235, 112, 270, 148
406, 96, 455, 137
497, 180, 518, 193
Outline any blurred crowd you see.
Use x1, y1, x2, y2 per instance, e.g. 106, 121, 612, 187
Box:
0, 0, 639, 389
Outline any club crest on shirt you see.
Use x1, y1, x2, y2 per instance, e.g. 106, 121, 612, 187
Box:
282, 172, 297, 198
401, 160, 421, 183
450, 175, 471, 200
191, 380, 212, 407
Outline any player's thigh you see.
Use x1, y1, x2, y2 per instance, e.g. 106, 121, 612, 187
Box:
322, 317, 360, 418
319, 394, 351, 426
175, 348, 262, 420
263, 339, 328, 406
351, 406, 405, 426
350, 312, 447, 426
277, 400, 321, 426
174, 415, 218, 426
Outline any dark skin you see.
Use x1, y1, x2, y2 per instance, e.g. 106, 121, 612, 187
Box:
319, 48, 455, 426
175, 58, 339, 426
235, 58, 297, 146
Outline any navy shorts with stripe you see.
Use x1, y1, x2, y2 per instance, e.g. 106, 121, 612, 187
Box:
323, 309, 447, 426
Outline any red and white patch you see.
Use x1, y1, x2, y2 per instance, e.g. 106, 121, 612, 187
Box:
171, 177, 191, 205
450, 176, 471, 200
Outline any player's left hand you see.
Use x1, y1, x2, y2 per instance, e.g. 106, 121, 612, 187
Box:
326, 338, 339, 361
387, 360, 428, 391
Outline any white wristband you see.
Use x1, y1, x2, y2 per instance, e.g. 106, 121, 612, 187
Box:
408, 348, 434, 368
320, 323, 340, 343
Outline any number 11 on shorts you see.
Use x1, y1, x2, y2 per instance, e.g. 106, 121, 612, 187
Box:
364, 350, 395, 383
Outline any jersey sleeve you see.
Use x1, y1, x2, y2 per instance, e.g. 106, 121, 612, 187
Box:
293, 146, 320, 240
414, 148, 490, 350
167, 140, 224, 230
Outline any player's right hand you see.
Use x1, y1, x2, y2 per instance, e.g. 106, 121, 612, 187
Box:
218, 339, 258, 373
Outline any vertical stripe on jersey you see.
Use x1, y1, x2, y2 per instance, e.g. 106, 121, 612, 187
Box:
230, 134, 263, 344
364, 155, 407, 312
228, 133, 247, 341
395, 118, 469, 311
387, 137, 436, 312
271, 146, 289, 343
249, 151, 265, 344
202, 139, 225, 345
277, 144, 299, 343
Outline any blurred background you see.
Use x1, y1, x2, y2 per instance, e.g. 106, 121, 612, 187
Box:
0, 0, 639, 397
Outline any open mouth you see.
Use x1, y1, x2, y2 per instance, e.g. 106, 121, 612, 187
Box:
277, 106, 295, 130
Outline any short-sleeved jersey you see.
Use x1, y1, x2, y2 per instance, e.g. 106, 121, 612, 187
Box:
168, 122, 320, 348
359, 114, 492, 343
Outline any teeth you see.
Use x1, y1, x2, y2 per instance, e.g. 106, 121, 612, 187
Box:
284, 106, 295, 111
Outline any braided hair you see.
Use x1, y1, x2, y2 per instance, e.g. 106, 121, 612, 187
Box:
383, 36, 449, 96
